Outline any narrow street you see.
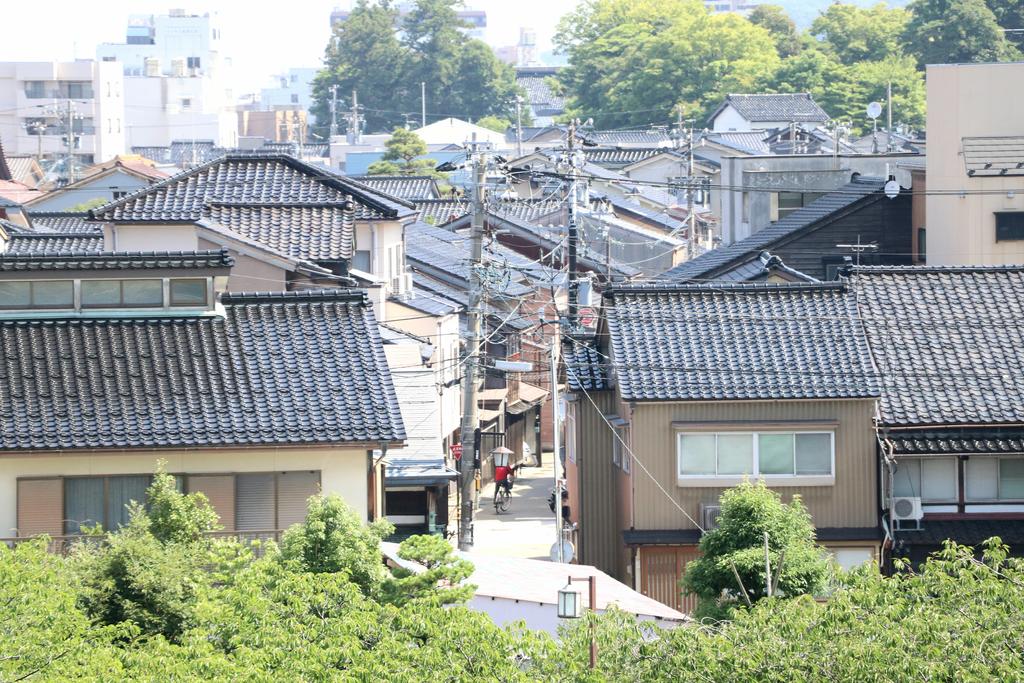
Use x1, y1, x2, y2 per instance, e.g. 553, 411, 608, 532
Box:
471, 457, 558, 561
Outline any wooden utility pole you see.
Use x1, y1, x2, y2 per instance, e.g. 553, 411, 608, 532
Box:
566, 118, 580, 330
458, 134, 486, 551
515, 95, 524, 158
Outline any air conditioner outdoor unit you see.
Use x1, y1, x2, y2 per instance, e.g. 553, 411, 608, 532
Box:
700, 504, 722, 532
892, 496, 923, 522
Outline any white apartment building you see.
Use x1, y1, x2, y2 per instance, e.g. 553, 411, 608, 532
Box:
0, 60, 125, 170
97, 9, 236, 149
260, 68, 318, 122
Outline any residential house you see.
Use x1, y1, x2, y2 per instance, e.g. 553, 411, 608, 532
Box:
662, 175, 913, 282
564, 281, 882, 612
515, 66, 565, 127
352, 175, 443, 201
707, 93, 830, 133
848, 265, 1024, 565
0, 250, 405, 543
924, 62, 1024, 265
2, 152, 45, 188
86, 153, 418, 295
412, 118, 507, 151
25, 156, 168, 212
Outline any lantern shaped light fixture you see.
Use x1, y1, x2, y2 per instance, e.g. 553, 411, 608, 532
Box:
557, 580, 583, 619
491, 446, 513, 468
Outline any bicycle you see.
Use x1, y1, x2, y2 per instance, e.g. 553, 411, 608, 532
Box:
494, 483, 511, 514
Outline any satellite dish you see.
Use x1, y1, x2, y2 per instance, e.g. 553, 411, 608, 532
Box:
884, 179, 901, 199
866, 102, 883, 120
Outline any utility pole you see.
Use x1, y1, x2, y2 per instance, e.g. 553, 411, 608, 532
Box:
421, 81, 427, 129
515, 96, 524, 158
458, 134, 486, 551
886, 81, 894, 153
329, 84, 339, 138
551, 339, 564, 562
566, 118, 580, 331
687, 121, 696, 260
349, 89, 362, 144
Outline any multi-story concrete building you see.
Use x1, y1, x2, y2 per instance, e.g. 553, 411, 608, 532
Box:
97, 10, 236, 149
0, 60, 125, 171
259, 68, 318, 123
925, 62, 1024, 266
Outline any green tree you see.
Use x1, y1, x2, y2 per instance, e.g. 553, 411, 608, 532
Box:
312, 0, 409, 133
749, 4, 802, 58
382, 534, 475, 606
68, 197, 109, 212
278, 494, 394, 595
903, 0, 1019, 66
475, 115, 512, 134
810, 2, 910, 66
555, 0, 779, 128
682, 481, 829, 619
987, 0, 1024, 50
146, 463, 220, 544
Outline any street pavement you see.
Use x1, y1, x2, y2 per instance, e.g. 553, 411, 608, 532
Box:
472, 456, 558, 560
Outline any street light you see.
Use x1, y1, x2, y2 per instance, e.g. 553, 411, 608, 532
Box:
491, 446, 513, 468
557, 575, 598, 669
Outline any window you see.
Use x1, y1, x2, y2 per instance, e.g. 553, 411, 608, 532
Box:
353, 250, 371, 272
24, 81, 46, 98
995, 212, 1024, 242
235, 471, 320, 531
181, 98, 192, 109
64, 475, 151, 534
82, 279, 162, 308
916, 227, 927, 263
169, 278, 207, 306
892, 457, 957, 502
966, 457, 1024, 501
677, 431, 834, 482
62, 81, 93, 99
187, 56, 201, 69
290, 93, 299, 104
0, 280, 73, 309
112, 191, 128, 200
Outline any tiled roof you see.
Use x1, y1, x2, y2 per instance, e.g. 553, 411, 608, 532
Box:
564, 339, 608, 391
0, 249, 233, 272
704, 131, 771, 155
0, 289, 404, 451
352, 175, 441, 200
898, 520, 1024, 547
413, 199, 471, 225
849, 266, 1024, 428
515, 67, 565, 116
204, 204, 355, 261
662, 176, 885, 281
6, 234, 104, 255
711, 93, 830, 125
584, 129, 675, 147
605, 282, 879, 402
26, 212, 96, 234
390, 286, 462, 316
888, 428, 1024, 455
6, 156, 40, 185
90, 154, 416, 223
575, 147, 671, 170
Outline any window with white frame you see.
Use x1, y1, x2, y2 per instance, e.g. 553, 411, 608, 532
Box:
892, 457, 957, 502
677, 431, 834, 482
965, 457, 1024, 501
612, 425, 629, 471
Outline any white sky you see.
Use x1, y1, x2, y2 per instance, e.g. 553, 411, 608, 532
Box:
0, 0, 581, 94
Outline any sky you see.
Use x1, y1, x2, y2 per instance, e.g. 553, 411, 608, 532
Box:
0, 0, 581, 95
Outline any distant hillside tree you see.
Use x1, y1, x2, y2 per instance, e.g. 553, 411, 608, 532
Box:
749, 4, 802, 58
903, 0, 1020, 66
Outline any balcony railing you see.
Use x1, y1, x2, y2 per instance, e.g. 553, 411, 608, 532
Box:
1, 529, 285, 556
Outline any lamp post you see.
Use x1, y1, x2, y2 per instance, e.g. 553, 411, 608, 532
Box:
491, 446, 513, 469
557, 575, 597, 669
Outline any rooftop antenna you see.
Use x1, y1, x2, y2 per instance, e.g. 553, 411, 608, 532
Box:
866, 102, 882, 154
836, 234, 879, 268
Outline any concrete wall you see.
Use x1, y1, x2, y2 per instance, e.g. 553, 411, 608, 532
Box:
0, 446, 371, 536
925, 63, 1024, 265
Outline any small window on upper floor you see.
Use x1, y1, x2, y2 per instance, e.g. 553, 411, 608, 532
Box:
181, 98, 192, 110
0, 280, 74, 309
169, 279, 207, 306
995, 212, 1024, 241
353, 250, 371, 273
82, 279, 162, 308
290, 93, 299, 104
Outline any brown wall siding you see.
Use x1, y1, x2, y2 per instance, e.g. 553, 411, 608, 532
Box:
574, 390, 621, 576
631, 399, 878, 531
187, 475, 236, 531
640, 545, 700, 614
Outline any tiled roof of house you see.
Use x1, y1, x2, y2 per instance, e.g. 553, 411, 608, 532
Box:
849, 266, 1024, 428
390, 286, 462, 316
579, 147, 668, 169
515, 67, 565, 116
704, 131, 772, 155
661, 175, 885, 281
204, 203, 355, 261
710, 93, 830, 125
584, 129, 675, 147
564, 339, 608, 391
6, 156, 41, 185
90, 153, 416, 223
604, 282, 879, 402
0, 288, 404, 451
26, 212, 96, 233
413, 199, 471, 225
0, 249, 233, 272
352, 175, 441, 200
888, 428, 1024, 455
6, 233, 104, 255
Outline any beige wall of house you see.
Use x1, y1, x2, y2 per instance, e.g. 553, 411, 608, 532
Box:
106, 223, 200, 252
0, 446, 371, 537
926, 62, 1024, 265
197, 236, 288, 291
354, 220, 406, 293
629, 398, 879, 531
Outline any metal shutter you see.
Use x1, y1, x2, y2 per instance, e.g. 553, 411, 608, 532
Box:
235, 473, 275, 531
17, 479, 63, 537
188, 475, 236, 531
276, 471, 320, 530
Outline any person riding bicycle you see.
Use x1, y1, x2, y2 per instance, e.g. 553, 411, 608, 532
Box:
494, 462, 520, 503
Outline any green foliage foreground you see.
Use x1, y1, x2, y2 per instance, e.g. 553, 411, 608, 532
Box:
2, 473, 1023, 680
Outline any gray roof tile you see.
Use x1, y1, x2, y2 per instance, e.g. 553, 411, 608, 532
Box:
849, 266, 1024, 427
0, 288, 404, 450
352, 175, 441, 200
26, 212, 96, 234
712, 93, 829, 124
205, 203, 355, 261
605, 282, 879, 401
6, 234, 104, 255
0, 249, 233, 272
